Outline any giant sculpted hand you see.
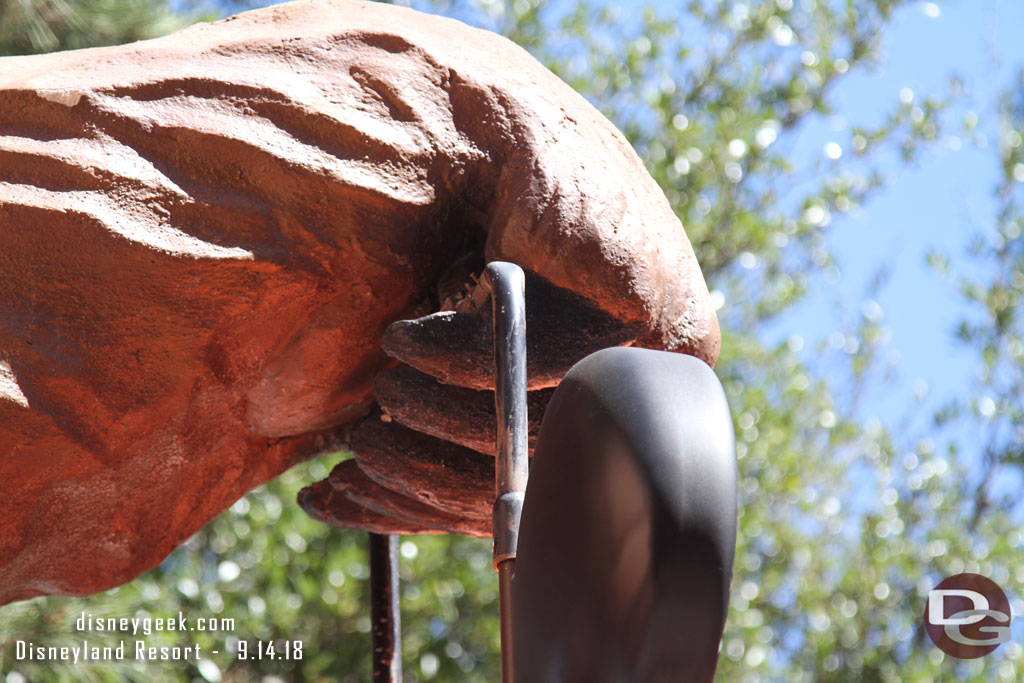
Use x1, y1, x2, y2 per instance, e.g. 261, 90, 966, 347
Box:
0, 0, 719, 604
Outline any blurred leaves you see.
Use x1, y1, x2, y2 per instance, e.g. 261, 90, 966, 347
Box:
0, 0, 207, 55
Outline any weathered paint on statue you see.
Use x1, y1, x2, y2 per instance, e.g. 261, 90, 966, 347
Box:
0, 0, 718, 605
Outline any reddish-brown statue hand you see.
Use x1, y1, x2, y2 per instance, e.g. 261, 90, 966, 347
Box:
0, 0, 719, 605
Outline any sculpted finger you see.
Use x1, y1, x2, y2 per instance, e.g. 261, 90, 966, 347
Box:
382, 270, 643, 391
299, 460, 491, 538
298, 479, 442, 536
351, 416, 495, 521
373, 365, 552, 454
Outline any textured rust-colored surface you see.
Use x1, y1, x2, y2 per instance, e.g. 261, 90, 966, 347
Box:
382, 270, 644, 391
0, 0, 718, 604
297, 478, 456, 537
326, 460, 490, 538
373, 366, 552, 456
347, 416, 496, 522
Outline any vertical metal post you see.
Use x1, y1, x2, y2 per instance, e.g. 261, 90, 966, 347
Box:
482, 262, 529, 683
369, 532, 402, 682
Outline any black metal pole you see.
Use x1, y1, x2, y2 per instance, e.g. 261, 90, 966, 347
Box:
369, 532, 402, 682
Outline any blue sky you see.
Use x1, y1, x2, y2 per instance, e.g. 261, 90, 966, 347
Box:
763, 0, 1024, 432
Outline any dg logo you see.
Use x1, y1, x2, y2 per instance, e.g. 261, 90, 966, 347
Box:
924, 573, 1012, 659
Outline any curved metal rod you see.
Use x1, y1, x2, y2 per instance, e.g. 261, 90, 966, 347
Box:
481, 261, 528, 683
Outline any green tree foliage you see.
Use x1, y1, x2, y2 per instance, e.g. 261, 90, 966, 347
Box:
931, 79, 1024, 499
0, 0, 201, 56
2, 1, 1023, 681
